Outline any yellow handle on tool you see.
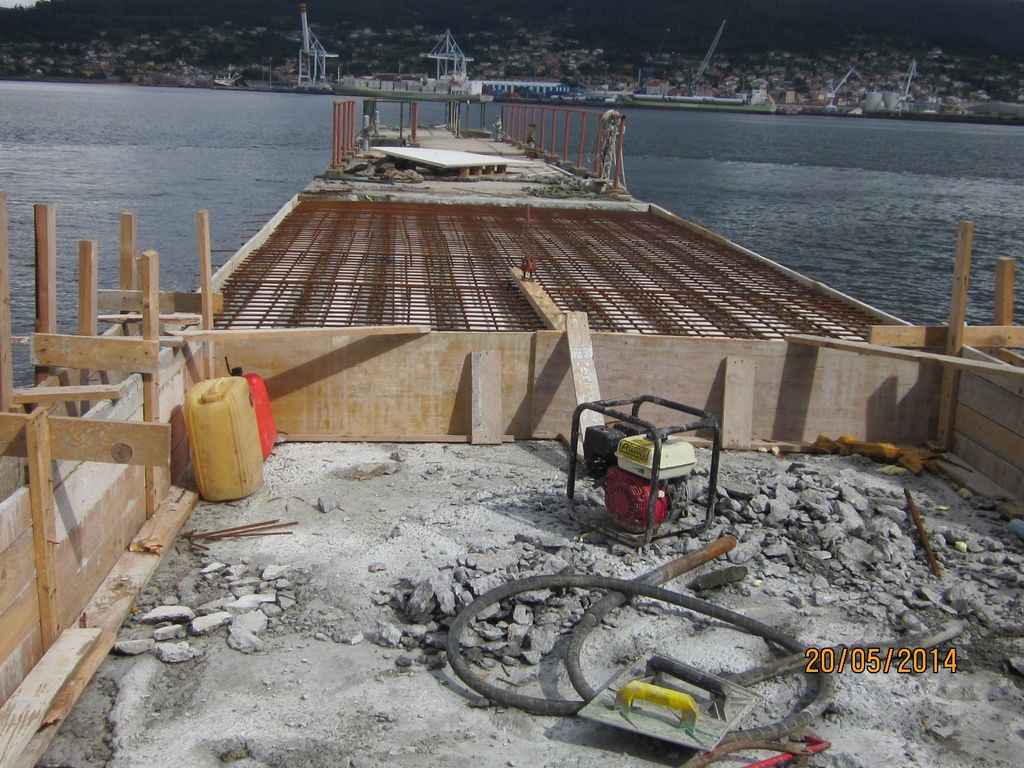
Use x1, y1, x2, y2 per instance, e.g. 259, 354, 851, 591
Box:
616, 681, 699, 723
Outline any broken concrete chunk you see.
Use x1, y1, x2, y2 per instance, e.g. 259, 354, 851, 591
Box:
153, 624, 186, 642
527, 625, 558, 656
517, 589, 553, 605
338, 631, 364, 645
201, 562, 228, 575
154, 641, 198, 663
374, 622, 403, 648
234, 610, 269, 637
227, 628, 264, 654
224, 593, 278, 613
694, 565, 748, 591
190, 611, 233, 636
338, 461, 399, 480
138, 605, 195, 625
722, 479, 758, 500
261, 565, 288, 581
113, 638, 155, 656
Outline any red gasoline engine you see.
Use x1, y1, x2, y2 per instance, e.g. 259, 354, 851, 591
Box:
567, 396, 722, 547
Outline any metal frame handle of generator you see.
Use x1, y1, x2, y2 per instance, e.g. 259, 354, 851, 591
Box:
567, 395, 722, 545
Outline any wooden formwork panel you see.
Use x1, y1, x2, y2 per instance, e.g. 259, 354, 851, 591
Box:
954, 370, 1024, 498
214, 331, 537, 440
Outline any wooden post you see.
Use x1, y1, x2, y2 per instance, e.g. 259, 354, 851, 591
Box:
77, 240, 98, 415
936, 221, 974, 448
995, 257, 1015, 326
25, 407, 60, 649
119, 212, 137, 290
0, 190, 12, 412
34, 204, 57, 385
196, 210, 215, 379
139, 251, 163, 517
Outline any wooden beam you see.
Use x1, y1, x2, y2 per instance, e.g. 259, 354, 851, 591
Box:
722, 356, 755, 449
870, 324, 1024, 349
10, 488, 196, 768
33, 204, 56, 385
173, 324, 432, 341
937, 221, 974, 447
31, 334, 160, 375
0, 413, 168, 465
95, 290, 223, 315
0, 628, 102, 768
11, 382, 126, 406
197, 209, 216, 379
98, 312, 201, 326
469, 351, 502, 445
24, 409, 59, 649
995, 257, 1015, 327
786, 334, 1024, 381
77, 240, 98, 415
118, 212, 137, 291
509, 267, 565, 330
139, 251, 163, 518
565, 312, 603, 448
48, 418, 170, 466
0, 191, 12, 412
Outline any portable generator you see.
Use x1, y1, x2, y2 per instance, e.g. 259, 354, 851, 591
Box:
567, 396, 721, 547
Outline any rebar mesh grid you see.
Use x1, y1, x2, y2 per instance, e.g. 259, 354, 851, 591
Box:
218, 200, 877, 339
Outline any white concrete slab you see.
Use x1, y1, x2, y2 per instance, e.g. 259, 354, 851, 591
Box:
379, 147, 531, 169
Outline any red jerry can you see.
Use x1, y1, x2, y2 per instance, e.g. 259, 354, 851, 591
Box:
231, 367, 277, 459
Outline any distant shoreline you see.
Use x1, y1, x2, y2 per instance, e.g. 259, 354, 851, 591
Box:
4, 76, 1023, 128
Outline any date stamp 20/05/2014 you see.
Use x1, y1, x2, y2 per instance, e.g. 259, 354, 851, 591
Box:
804, 646, 958, 674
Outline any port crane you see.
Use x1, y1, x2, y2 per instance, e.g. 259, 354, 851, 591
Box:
690, 19, 726, 94
638, 27, 670, 91
826, 67, 858, 111
297, 3, 337, 88
896, 59, 917, 114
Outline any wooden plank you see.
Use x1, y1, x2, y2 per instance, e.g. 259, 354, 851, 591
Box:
958, 373, 1024, 438
11, 382, 126, 406
0, 628, 102, 768
995, 257, 1015, 327
174, 324, 432, 341
95, 290, 223, 315
937, 221, 974, 447
722, 356, 755, 449
0, 191, 12, 412
0, 628, 41, 715
197, 210, 216, 380
0, 488, 31, 556
565, 312, 603, 447
98, 312, 201, 326
31, 334, 159, 375
118, 213, 137, 291
47, 418, 170, 467
0, 530, 33, 619
24, 409, 58, 649
0, 587, 40, 701
77, 240, 98, 416
278, 434, 515, 443
33, 204, 56, 385
139, 251, 163, 518
10, 488, 196, 768
870, 324, 1024, 349
509, 267, 565, 330
785, 334, 1024, 381
469, 351, 503, 445
0, 414, 26, 460
954, 402, 1024, 471
947, 435, 1020, 500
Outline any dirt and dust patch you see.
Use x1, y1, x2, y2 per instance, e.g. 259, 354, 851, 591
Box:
40, 441, 1024, 767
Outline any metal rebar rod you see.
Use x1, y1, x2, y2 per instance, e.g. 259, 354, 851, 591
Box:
905, 487, 942, 578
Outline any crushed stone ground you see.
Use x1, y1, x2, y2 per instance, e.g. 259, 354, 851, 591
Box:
40, 441, 1024, 768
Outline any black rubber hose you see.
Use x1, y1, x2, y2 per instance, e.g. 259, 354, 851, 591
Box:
446, 573, 803, 717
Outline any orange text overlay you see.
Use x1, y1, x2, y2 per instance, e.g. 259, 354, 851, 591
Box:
804, 646, 958, 674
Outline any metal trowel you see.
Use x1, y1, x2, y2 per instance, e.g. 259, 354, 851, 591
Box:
577, 654, 759, 752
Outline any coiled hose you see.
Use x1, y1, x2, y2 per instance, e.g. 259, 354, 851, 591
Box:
446, 540, 964, 749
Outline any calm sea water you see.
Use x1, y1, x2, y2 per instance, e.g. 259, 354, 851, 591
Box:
2, 81, 1023, 382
